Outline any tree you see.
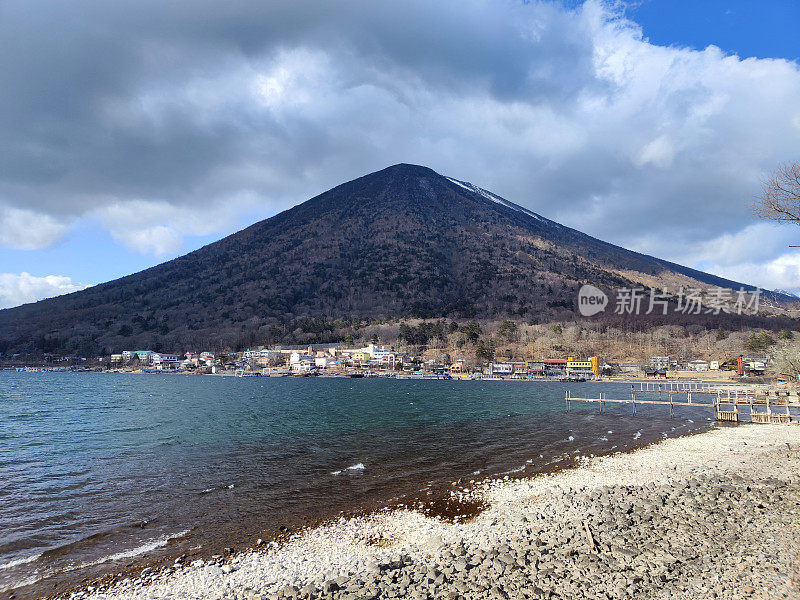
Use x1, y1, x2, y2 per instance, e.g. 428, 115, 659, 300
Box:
754, 161, 800, 226
459, 321, 482, 343
771, 341, 800, 380
498, 320, 518, 341
746, 331, 776, 353
475, 339, 495, 362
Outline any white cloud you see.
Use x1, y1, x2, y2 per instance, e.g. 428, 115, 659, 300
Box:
698, 253, 800, 296
0, 272, 89, 309
635, 136, 675, 168
0, 207, 70, 249
109, 225, 183, 256
92, 200, 240, 256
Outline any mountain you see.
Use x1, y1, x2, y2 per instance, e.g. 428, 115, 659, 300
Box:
0, 164, 790, 355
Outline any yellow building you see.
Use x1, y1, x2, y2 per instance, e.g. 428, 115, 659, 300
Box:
566, 356, 601, 377
351, 351, 370, 363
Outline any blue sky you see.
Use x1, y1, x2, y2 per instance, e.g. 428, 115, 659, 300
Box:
1, 0, 799, 308
630, 0, 799, 61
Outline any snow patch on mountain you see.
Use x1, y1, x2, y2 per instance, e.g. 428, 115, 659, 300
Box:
445, 177, 551, 224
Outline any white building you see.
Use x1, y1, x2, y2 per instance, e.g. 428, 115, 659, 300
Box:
490, 363, 513, 375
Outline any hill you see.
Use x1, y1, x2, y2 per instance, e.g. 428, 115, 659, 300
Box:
0, 164, 793, 355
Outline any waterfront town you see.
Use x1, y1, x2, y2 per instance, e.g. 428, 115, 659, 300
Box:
7, 342, 775, 381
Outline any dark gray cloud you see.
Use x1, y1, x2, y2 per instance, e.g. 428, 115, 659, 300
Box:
0, 0, 799, 290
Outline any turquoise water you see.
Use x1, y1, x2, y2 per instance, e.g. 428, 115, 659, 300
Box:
0, 372, 714, 596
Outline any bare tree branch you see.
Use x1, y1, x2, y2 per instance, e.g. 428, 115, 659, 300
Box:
753, 161, 800, 225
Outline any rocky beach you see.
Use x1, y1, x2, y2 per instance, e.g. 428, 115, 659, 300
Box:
58, 424, 800, 600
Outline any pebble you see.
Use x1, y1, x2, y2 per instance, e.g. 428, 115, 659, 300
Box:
69, 426, 800, 600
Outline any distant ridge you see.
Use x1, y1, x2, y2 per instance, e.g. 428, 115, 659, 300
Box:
0, 164, 791, 354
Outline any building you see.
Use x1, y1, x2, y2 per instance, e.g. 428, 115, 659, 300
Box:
121, 350, 154, 364
617, 362, 644, 374
153, 353, 179, 363
649, 356, 670, 371
743, 358, 766, 375
644, 368, 667, 378
490, 362, 513, 375
565, 357, 600, 378
687, 360, 709, 372
450, 360, 468, 374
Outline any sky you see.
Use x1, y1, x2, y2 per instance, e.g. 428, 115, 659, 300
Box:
1, 0, 799, 309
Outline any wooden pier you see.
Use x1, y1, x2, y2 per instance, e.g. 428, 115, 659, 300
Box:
566, 384, 799, 424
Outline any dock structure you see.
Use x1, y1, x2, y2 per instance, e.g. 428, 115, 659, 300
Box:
566, 384, 800, 424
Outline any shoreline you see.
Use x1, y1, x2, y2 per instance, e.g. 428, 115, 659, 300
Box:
43, 424, 800, 600
1, 367, 759, 386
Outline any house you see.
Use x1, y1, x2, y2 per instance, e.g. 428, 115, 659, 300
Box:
151, 354, 180, 369
743, 358, 766, 375
644, 369, 667, 379
450, 360, 468, 374
290, 351, 314, 365
291, 359, 315, 372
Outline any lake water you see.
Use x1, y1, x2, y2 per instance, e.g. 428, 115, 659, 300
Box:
0, 372, 715, 597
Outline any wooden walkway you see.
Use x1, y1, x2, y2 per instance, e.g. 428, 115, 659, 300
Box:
566, 386, 799, 424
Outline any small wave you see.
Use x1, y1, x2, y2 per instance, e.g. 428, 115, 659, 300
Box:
600, 437, 608, 441
502, 465, 526, 474
81, 530, 191, 568
331, 463, 365, 475
0, 553, 42, 570
633, 430, 642, 440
